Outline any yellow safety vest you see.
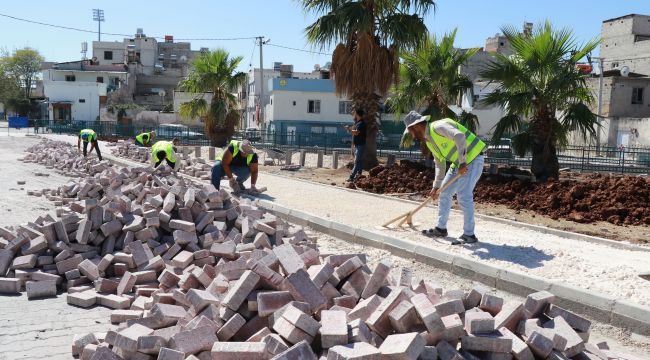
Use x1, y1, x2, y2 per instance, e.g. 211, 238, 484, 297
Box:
135, 133, 150, 145
425, 118, 485, 166
79, 129, 96, 142
216, 140, 254, 166
151, 141, 176, 164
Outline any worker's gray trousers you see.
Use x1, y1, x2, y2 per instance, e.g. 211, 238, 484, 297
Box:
436, 155, 484, 236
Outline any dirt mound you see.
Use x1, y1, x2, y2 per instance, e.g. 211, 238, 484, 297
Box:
355, 161, 435, 194
475, 175, 650, 226
355, 162, 650, 226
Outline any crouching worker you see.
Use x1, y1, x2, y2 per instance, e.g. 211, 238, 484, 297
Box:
135, 131, 155, 147
211, 140, 259, 192
403, 111, 485, 244
151, 138, 180, 169
78, 128, 103, 161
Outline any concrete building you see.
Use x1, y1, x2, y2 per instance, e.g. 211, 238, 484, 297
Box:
93, 29, 200, 111
265, 78, 352, 144
579, 14, 650, 148
600, 14, 650, 75
243, 62, 326, 129
43, 60, 129, 121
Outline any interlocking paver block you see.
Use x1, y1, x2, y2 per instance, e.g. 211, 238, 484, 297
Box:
378, 332, 425, 360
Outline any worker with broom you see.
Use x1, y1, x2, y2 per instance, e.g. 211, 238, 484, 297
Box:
403, 111, 485, 243
77, 128, 103, 161
151, 138, 180, 170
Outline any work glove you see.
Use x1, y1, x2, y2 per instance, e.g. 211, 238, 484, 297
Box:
229, 177, 240, 192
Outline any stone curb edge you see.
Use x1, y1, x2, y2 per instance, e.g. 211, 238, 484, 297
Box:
263, 171, 650, 253
259, 199, 650, 337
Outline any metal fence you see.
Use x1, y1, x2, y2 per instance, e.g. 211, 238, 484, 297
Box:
31, 119, 650, 174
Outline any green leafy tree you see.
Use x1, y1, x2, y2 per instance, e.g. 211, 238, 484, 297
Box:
301, 0, 436, 169
178, 49, 246, 146
388, 30, 478, 148
480, 22, 599, 181
0, 49, 31, 116
6, 48, 43, 98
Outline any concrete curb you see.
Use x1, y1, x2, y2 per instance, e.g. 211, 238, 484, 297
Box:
256, 199, 650, 336
102, 151, 650, 335
263, 171, 650, 253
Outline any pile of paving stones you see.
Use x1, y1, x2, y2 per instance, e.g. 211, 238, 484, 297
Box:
21, 139, 111, 177
0, 140, 637, 360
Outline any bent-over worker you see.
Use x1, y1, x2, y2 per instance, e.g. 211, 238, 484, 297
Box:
211, 140, 259, 192
403, 111, 486, 243
135, 131, 155, 147
151, 138, 179, 169
78, 128, 103, 161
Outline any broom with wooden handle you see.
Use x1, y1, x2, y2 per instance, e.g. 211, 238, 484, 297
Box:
382, 173, 462, 228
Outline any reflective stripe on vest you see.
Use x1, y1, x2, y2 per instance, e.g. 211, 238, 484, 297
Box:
425, 118, 485, 166
135, 133, 149, 145
216, 140, 254, 166
79, 129, 96, 142
151, 141, 175, 164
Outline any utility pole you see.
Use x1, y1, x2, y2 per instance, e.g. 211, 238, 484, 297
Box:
596, 57, 604, 155
256, 36, 269, 127
92, 9, 105, 41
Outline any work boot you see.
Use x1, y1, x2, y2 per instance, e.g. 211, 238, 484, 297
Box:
427, 227, 448, 237
459, 234, 479, 243
238, 182, 246, 191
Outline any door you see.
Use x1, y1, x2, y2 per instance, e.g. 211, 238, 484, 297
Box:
287, 126, 296, 145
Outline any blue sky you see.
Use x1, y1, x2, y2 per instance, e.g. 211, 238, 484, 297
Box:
1, 0, 648, 72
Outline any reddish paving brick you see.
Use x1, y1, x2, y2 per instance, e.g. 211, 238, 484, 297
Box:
378, 332, 425, 360
210, 342, 267, 360
319, 310, 348, 348
169, 325, 218, 355
281, 269, 327, 314
328, 342, 381, 360
361, 259, 391, 299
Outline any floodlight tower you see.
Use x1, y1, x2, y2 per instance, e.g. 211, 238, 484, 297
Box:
92, 9, 105, 41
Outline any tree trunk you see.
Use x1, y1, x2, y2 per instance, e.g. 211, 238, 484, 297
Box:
210, 132, 229, 147
352, 92, 380, 170
529, 117, 560, 181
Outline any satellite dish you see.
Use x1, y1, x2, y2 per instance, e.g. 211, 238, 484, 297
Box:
620, 66, 630, 77
158, 90, 166, 97
180, 55, 188, 63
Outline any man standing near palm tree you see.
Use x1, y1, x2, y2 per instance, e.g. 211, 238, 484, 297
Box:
345, 108, 366, 182
403, 111, 485, 243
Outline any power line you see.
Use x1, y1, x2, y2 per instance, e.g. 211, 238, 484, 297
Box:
0, 12, 256, 41
266, 43, 332, 56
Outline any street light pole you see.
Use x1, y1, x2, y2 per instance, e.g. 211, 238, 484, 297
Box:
92, 9, 105, 42
596, 57, 604, 155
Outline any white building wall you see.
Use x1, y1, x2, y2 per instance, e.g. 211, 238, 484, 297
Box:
270, 90, 350, 123
44, 82, 105, 121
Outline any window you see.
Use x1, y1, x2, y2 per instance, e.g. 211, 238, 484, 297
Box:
96, 76, 104, 83
308, 100, 321, 113
324, 127, 337, 134
65, 75, 76, 82
472, 95, 480, 103
611, 62, 619, 69
78, 99, 86, 103
292, 101, 296, 106
311, 126, 322, 134
632, 88, 644, 104
104, 51, 113, 60
338, 101, 352, 114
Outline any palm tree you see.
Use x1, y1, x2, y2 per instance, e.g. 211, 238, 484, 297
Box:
179, 49, 247, 146
301, 0, 436, 168
388, 29, 478, 148
480, 22, 599, 181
